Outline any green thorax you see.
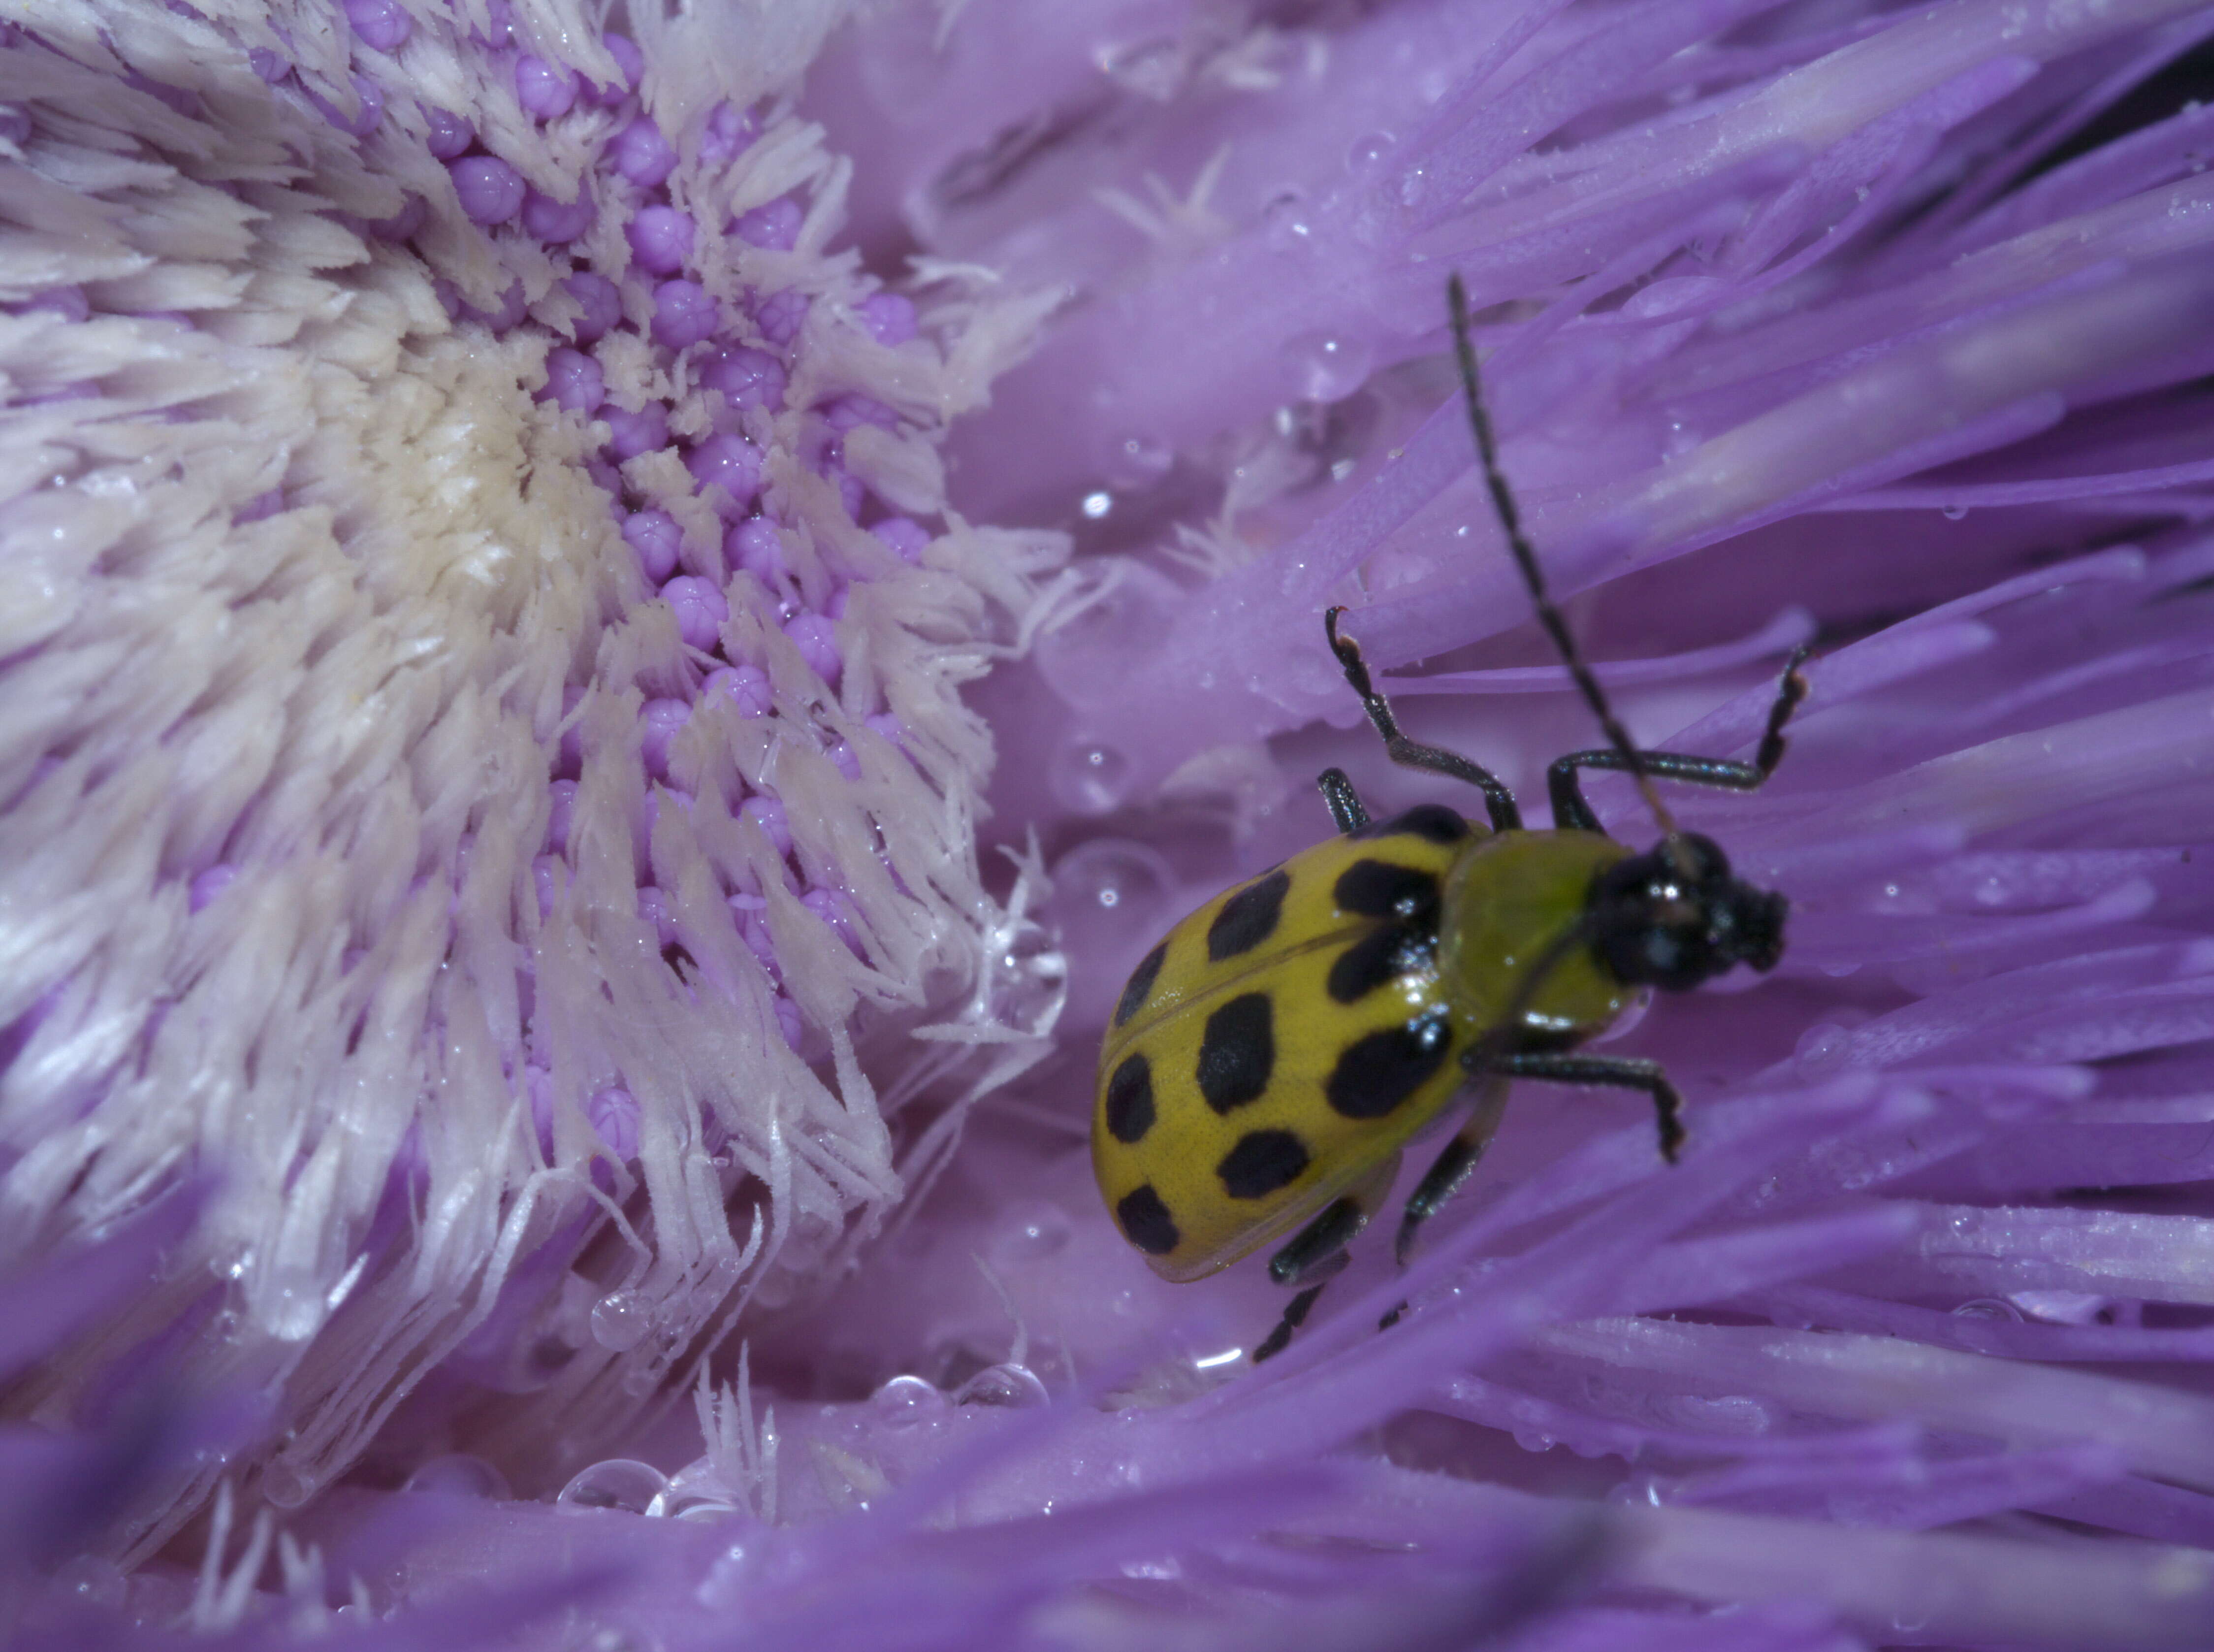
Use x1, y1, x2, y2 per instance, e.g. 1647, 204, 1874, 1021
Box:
1439, 829, 1638, 1043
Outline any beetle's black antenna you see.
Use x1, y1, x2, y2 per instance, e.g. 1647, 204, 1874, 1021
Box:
1447, 273, 1681, 844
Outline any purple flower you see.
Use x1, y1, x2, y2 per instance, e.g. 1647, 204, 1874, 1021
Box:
8, 1, 2214, 1649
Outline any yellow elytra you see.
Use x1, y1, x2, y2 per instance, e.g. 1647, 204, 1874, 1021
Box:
1093, 811, 1636, 1284
1087, 275, 1807, 1362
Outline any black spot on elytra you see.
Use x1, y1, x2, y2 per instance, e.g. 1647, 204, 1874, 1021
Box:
1353, 804, 1470, 845
1207, 868, 1291, 961
1116, 1184, 1180, 1255
1326, 1012, 1452, 1119
1196, 993, 1274, 1114
1334, 860, 1442, 923
1217, 1129, 1311, 1199
1114, 943, 1167, 1027
1326, 925, 1433, 1004
1104, 1054, 1155, 1144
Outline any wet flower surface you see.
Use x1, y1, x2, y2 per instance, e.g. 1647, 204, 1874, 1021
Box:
6, 0, 2214, 1648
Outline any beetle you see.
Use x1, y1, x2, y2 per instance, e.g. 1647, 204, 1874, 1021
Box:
1092, 275, 1811, 1362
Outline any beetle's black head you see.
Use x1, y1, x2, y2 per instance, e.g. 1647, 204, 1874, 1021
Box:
1588, 833, 1786, 992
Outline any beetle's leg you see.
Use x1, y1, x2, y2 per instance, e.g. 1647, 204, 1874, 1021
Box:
1392, 1078, 1510, 1267
1250, 1283, 1327, 1365
1377, 1081, 1512, 1331
1547, 648, 1810, 833
1316, 767, 1370, 835
1251, 1151, 1401, 1363
1326, 609, 1522, 833
1478, 1050, 1685, 1164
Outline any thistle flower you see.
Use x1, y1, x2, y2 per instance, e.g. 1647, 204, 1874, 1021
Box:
7, 1, 2214, 1650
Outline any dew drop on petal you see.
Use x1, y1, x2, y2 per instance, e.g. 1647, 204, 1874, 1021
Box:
1284, 330, 1373, 403
52, 1556, 126, 1607
1048, 740, 1131, 814
591, 1289, 654, 1350
558, 1458, 669, 1514
1261, 192, 1314, 252
954, 1363, 1049, 1408
1347, 131, 1394, 176
403, 1454, 512, 1497
1048, 838, 1175, 947
989, 1200, 1071, 1267
261, 1462, 315, 1508
870, 1373, 945, 1429
1095, 36, 1184, 100
1104, 430, 1172, 488
1952, 1297, 2024, 1322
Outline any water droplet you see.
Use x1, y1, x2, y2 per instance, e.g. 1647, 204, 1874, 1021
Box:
1081, 489, 1113, 520
1260, 191, 1313, 252
1655, 1393, 1775, 1434
591, 1289, 653, 1351
954, 1362, 1049, 1408
1121, 1555, 1183, 1580
1952, 1297, 2023, 1322
1095, 36, 1184, 99
1032, 562, 1180, 707
1049, 740, 1132, 814
403, 1454, 511, 1497
661, 1489, 743, 1522
1105, 431, 1172, 488
259, 1265, 326, 1342
52, 1555, 126, 1607
982, 913, 1068, 1039
871, 1374, 946, 1429
261, 1462, 315, 1508
1048, 838, 1176, 953
1346, 131, 1395, 176
1941, 504, 1968, 520
1794, 1023, 1849, 1064
1283, 331, 1373, 403
990, 1200, 1072, 1267
2010, 1289, 2108, 1325
558, 1458, 669, 1514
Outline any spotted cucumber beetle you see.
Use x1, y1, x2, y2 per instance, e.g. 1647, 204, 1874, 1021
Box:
1092, 276, 1811, 1362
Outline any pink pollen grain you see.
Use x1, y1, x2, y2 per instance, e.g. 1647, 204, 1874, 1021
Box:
622, 509, 682, 583
610, 116, 676, 188
522, 189, 594, 244
563, 271, 622, 345
604, 402, 671, 463
449, 155, 525, 225
515, 55, 578, 120
686, 434, 764, 518
342, 0, 410, 52
628, 206, 695, 276
663, 576, 729, 651
541, 346, 605, 415
651, 280, 719, 350
422, 106, 474, 159
735, 196, 802, 252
